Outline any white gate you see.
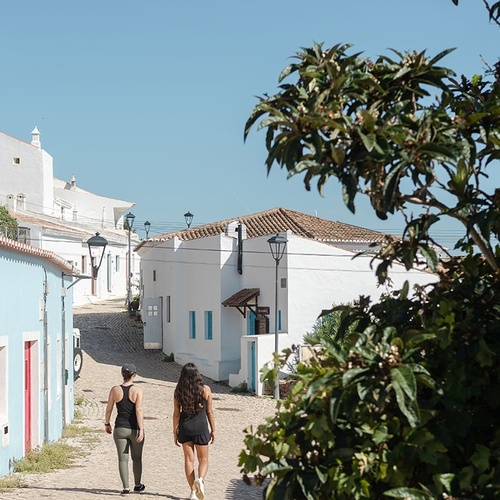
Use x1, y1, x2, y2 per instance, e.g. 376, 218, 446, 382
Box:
142, 297, 163, 349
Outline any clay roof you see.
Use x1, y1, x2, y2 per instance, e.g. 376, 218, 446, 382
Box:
0, 235, 74, 272
8, 209, 132, 245
138, 207, 394, 249
11, 211, 83, 235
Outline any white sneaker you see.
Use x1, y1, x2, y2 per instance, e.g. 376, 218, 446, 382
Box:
194, 478, 205, 499
189, 491, 198, 500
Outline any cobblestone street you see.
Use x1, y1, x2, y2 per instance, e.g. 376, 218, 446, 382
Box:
2, 298, 277, 499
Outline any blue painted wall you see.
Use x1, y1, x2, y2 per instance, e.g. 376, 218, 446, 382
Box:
0, 246, 74, 477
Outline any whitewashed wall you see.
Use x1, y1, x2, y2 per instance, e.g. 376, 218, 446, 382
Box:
53, 178, 133, 228
0, 133, 53, 215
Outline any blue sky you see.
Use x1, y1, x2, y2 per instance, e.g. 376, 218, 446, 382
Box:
1, 0, 498, 248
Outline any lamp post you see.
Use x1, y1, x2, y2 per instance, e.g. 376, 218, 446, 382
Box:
267, 233, 288, 399
86, 232, 108, 278
144, 220, 151, 239
125, 211, 135, 312
184, 211, 194, 228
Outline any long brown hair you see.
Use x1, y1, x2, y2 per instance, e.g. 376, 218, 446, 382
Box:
174, 363, 205, 415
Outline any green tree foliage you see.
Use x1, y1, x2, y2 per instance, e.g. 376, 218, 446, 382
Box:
304, 303, 358, 346
244, 43, 499, 282
239, 5, 499, 499
0, 205, 18, 239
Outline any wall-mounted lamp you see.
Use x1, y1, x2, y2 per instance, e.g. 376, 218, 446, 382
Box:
87, 232, 108, 278
184, 211, 194, 228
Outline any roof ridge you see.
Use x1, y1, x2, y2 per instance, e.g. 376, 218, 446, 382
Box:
138, 207, 395, 250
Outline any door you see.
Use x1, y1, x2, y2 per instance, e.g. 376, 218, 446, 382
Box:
247, 311, 256, 335
24, 342, 32, 452
143, 297, 163, 349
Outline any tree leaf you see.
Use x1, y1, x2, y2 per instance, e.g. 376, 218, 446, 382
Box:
384, 487, 431, 499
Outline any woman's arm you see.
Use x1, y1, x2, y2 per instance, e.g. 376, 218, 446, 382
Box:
204, 385, 215, 444
134, 387, 144, 443
173, 398, 181, 447
104, 386, 117, 434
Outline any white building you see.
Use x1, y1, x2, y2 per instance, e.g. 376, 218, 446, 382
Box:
136, 207, 438, 395
0, 127, 139, 305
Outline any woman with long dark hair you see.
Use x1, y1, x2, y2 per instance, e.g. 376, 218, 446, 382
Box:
173, 363, 215, 500
105, 364, 145, 495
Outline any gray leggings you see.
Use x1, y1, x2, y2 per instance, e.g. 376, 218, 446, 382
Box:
113, 427, 145, 489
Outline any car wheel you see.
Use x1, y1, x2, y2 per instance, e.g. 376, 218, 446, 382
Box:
73, 347, 83, 379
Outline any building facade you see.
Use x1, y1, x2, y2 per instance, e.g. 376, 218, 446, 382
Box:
0, 127, 139, 305
0, 236, 75, 477
137, 208, 439, 395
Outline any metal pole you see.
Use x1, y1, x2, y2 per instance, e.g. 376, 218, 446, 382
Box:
127, 228, 132, 312
273, 257, 280, 400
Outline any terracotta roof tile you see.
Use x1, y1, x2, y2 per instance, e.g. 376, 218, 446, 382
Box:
0, 235, 74, 272
139, 207, 395, 249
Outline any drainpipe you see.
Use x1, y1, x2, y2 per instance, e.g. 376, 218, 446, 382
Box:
237, 223, 243, 275
61, 272, 67, 428
42, 268, 49, 442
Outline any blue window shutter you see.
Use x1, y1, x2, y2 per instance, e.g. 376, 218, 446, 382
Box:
205, 311, 213, 340
189, 311, 196, 339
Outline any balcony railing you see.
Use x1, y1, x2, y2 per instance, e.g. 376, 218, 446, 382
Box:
0, 226, 31, 244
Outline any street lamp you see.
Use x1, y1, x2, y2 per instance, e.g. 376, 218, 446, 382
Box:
267, 233, 288, 400
87, 232, 108, 278
184, 211, 194, 228
144, 220, 151, 239
125, 211, 135, 312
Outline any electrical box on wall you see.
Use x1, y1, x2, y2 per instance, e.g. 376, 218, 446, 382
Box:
2, 423, 9, 448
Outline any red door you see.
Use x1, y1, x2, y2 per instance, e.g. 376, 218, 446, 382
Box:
24, 342, 32, 451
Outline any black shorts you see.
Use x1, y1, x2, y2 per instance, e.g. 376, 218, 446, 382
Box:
178, 430, 210, 445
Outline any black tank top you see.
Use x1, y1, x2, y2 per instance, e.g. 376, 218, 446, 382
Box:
115, 385, 138, 430
180, 401, 209, 435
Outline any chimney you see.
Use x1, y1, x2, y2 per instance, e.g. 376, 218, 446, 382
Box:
31, 126, 41, 149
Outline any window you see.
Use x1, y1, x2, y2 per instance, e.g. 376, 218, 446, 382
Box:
189, 311, 196, 339
115, 255, 120, 272
13, 157, 20, 164
166, 296, 171, 323
278, 310, 282, 331
153, 270, 157, 282
204, 311, 213, 340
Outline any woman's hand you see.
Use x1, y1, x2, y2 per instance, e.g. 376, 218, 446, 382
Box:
136, 429, 144, 443
210, 430, 215, 444
105, 424, 112, 435
174, 431, 180, 447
